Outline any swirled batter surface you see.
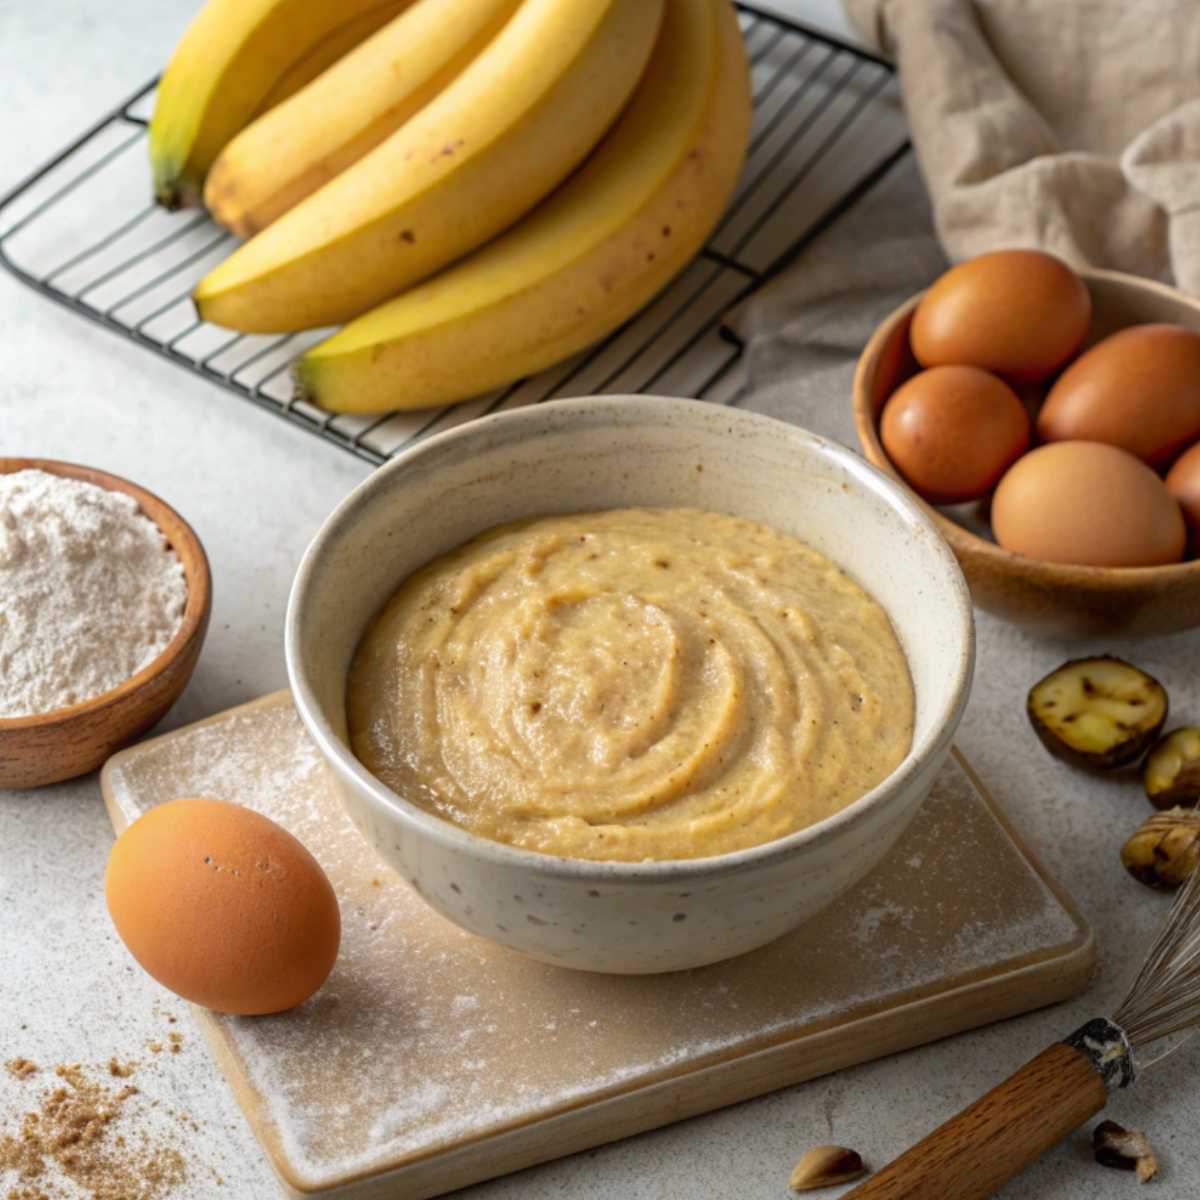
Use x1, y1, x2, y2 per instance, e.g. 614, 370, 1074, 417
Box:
348, 508, 913, 862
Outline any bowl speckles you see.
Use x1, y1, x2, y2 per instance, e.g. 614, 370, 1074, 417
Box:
286, 396, 973, 973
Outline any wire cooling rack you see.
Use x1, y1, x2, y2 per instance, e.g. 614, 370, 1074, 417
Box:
0, 5, 908, 466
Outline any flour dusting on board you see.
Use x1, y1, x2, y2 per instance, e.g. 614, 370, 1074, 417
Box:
102, 696, 1086, 1190
852, 901, 913, 946
106, 705, 326, 830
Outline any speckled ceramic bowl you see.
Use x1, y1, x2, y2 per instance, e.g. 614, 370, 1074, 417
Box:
286, 396, 974, 974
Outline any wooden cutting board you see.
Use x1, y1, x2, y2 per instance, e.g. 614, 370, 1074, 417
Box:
101, 692, 1093, 1200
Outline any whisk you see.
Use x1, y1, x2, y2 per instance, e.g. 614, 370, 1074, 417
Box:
845, 864, 1200, 1198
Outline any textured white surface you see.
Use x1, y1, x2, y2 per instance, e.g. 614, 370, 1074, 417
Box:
2, 2, 1199, 1199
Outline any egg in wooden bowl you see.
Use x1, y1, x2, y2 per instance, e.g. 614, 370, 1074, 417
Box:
853, 261, 1200, 639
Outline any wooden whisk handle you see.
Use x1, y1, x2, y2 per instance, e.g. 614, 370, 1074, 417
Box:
843, 1042, 1108, 1200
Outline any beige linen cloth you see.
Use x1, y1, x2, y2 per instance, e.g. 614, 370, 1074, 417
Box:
844, 0, 1200, 291
731, 0, 1200, 437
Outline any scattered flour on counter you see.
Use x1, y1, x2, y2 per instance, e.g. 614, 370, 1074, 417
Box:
0, 469, 187, 717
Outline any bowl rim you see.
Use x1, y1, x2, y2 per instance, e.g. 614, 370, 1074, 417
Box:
852, 266, 1200, 589
0, 457, 212, 731
286, 394, 974, 883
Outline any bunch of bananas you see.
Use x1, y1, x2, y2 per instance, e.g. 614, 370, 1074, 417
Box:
151, 0, 752, 413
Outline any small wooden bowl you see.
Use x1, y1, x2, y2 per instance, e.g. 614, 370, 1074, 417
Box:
853, 268, 1200, 639
0, 459, 212, 788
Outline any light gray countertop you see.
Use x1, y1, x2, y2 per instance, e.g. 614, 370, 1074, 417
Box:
2, 3, 1198, 1198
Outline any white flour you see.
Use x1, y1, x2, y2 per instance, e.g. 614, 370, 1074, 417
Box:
0, 469, 188, 718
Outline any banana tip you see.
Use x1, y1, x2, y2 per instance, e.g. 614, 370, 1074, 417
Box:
154, 183, 186, 212
152, 169, 202, 212
292, 359, 320, 408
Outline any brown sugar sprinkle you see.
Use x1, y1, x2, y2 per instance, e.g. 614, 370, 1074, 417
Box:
0, 1061, 186, 1199
147, 1041, 163, 1055
152, 1004, 178, 1026
166, 1033, 183, 1055
6, 1058, 39, 1080
108, 1059, 136, 1079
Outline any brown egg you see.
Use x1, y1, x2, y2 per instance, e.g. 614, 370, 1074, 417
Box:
1037, 324, 1200, 467
106, 798, 340, 1015
992, 441, 1186, 567
880, 365, 1030, 504
1166, 440, 1200, 552
911, 249, 1091, 382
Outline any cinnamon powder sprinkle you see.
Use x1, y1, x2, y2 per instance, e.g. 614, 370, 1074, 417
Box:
0, 1061, 186, 1199
6, 1058, 39, 1080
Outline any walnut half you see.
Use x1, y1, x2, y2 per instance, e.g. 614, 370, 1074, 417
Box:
1093, 1120, 1159, 1184
1121, 807, 1200, 890
789, 1145, 868, 1192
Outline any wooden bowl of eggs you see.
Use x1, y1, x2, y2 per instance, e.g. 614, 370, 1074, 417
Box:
853, 251, 1200, 638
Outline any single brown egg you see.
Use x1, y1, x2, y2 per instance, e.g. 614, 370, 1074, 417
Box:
992, 441, 1186, 567
1037, 324, 1200, 467
911, 249, 1091, 382
880, 365, 1030, 504
1166, 441, 1200, 552
106, 797, 340, 1015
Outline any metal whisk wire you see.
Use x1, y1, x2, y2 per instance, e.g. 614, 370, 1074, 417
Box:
839, 854, 1200, 1197
1115, 864, 1200, 1055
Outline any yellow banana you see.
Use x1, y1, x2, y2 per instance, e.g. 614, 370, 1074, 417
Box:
150, 0, 414, 209
252, 5, 417, 117
193, 0, 665, 333
206, 0, 521, 237
295, 0, 750, 415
